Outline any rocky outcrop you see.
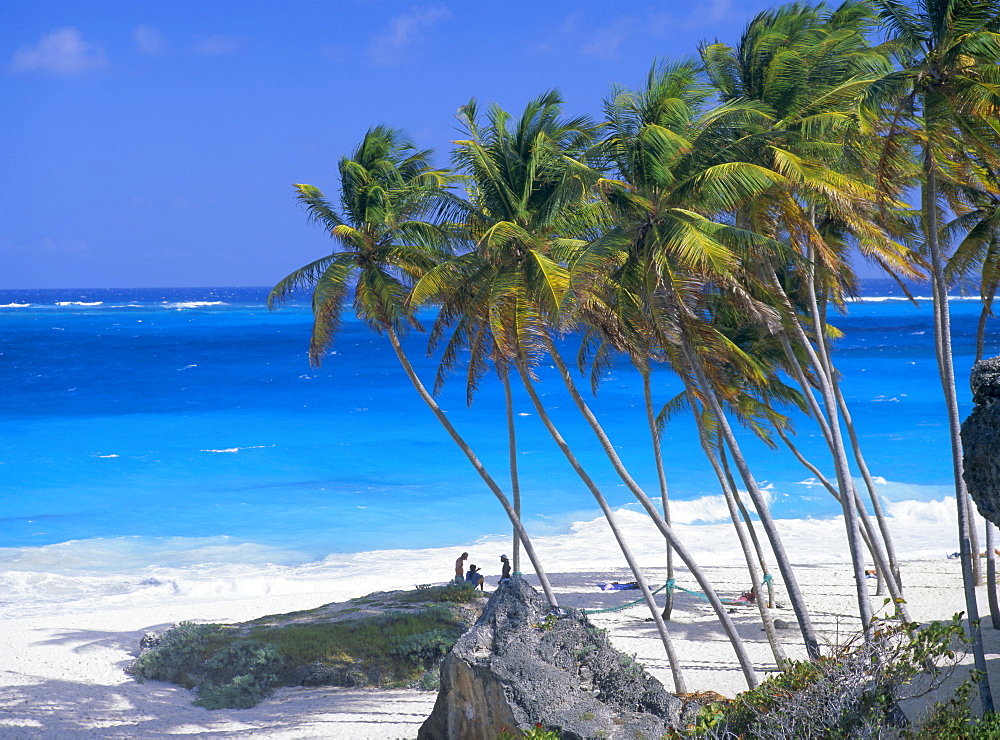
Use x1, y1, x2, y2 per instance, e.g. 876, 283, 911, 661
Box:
963, 356, 1000, 525
418, 578, 691, 740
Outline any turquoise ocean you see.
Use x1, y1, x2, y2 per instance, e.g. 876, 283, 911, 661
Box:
1, 280, 997, 612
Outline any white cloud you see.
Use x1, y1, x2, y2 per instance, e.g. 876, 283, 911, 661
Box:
679, 0, 743, 30
700, 0, 736, 23
133, 25, 167, 55
367, 6, 451, 66
9, 27, 109, 76
193, 35, 240, 56
579, 20, 633, 61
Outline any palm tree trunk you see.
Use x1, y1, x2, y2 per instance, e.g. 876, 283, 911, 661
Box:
970, 497, 984, 586
641, 364, 675, 620
767, 271, 874, 633
678, 339, 822, 659
811, 272, 902, 591
717, 442, 774, 608
515, 361, 691, 693
685, 386, 788, 667
385, 326, 559, 608
774, 426, 912, 616
924, 153, 994, 711
776, 334, 909, 615
829, 372, 903, 590
988, 523, 1000, 630
540, 334, 792, 671
500, 365, 522, 575
975, 286, 996, 364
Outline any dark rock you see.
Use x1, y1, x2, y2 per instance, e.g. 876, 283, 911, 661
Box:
418, 577, 691, 740
773, 619, 790, 630
963, 356, 1000, 526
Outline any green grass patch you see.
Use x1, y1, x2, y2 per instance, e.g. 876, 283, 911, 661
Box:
127, 601, 470, 709
250, 606, 462, 669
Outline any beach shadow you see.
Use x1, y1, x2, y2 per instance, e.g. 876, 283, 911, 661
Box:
0, 673, 437, 739
2, 619, 437, 739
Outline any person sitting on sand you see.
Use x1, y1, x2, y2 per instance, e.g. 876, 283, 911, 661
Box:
466, 564, 484, 590
499, 554, 511, 583
455, 552, 469, 581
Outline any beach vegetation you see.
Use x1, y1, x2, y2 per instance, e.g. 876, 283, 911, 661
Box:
127, 598, 473, 709
497, 725, 562, 740
396, 580, 483, 604
676, 614, 973, 738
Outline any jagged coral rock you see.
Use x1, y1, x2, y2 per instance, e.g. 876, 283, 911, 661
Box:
963, 356, 1000, 527
418, 577, 689, 739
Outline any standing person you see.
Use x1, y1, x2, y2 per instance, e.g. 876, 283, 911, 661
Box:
455, 552, 469, 581
499, 554, 512, 583
465, 564, 485, 590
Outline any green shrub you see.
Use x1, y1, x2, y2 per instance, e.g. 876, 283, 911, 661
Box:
681, 613, 970, 739
129, 602, 468, 709
392, 628, 459, 667
195, 672, 275, 710
435, 581, 483, 603
906, 675, 1000, 739
127, 622, 232, 688
253, 606, 461, 670
192, 639, 285, 709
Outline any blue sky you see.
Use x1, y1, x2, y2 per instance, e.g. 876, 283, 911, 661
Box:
3, 0, 792, 289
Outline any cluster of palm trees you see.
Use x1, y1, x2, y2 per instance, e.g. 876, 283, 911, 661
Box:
272, 0, 1000, 705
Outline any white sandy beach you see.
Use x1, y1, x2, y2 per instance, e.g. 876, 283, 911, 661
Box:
2, 506, 998, 739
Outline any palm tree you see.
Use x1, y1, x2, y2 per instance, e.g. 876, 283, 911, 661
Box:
700, 0, 919, 628
866, 0, 1000, 711
579, 331, 678, 619
413, 92, 712, 692
572, 59, 825, 659
269, 125, 561, 607
948, 169, 1000, 364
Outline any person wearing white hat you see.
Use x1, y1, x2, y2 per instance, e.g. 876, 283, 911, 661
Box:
499, 554, 512, 583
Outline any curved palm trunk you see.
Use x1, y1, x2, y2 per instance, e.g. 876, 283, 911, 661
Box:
515, 361, 691, 693
924, 156, 993, 711
641, 365, 675, 620
975, 286, 996, 364
776, 334, 909, 615
678, 340, 821, 659
767, 272, 874, 633
988, 523, 1000, 630
775, 426, 911, 613
970, 497, 984, 587
717, 442, 775, 608
538, 337, 775, 675
385, 327, 559, 608
685, 387, 788, 667
808, 265, 903, 591
829, 374, 903, 590
500, 366, 523, 574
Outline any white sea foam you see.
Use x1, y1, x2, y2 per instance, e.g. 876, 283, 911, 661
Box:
199, 444, 272, 453
856, 295, 981, 303
0, 491, 977, 620
163, 301, 226, 309
0, 302, 30, 308
54, 301, 103, 306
